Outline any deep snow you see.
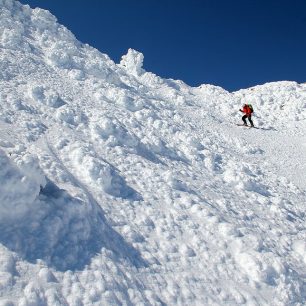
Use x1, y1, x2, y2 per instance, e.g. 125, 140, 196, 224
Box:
0, 1, 305, 305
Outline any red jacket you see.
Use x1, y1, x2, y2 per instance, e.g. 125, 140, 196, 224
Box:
241, 104, 252, 115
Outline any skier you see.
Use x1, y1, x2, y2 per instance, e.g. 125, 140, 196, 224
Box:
239, 104, 254, 127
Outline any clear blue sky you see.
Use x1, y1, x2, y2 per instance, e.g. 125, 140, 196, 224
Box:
20, 0, 306, 91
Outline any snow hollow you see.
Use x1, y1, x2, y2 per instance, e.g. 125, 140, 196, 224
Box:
0, 1, 305, 305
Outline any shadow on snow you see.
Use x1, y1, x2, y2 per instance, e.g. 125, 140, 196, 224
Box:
0, 179, 148, 272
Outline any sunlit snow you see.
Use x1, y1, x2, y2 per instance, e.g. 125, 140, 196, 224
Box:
0, 1, 305, 305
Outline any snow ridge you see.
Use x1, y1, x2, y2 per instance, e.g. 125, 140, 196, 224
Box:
0, 1, 306, 305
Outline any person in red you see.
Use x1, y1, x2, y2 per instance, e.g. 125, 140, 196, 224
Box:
240, 104, 254, 127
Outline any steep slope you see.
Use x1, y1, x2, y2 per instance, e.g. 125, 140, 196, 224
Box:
0, 1, 305, 305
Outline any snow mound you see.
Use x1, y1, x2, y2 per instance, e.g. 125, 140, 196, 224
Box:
0, 149, 109, 271
0, 149, 45, 223
29, 85, 66, 108
67, 143, 140, 199
0, 1, 305, 305
233, 81, 306, 127
119, 48, 145, 76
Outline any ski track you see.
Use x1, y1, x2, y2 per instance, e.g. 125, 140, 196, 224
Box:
0, 1, 306, 305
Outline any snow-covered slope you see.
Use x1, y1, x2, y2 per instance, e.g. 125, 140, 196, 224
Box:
0, 1, 305, 305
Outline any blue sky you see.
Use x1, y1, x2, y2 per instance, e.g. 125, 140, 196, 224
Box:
20, 0, 306, 91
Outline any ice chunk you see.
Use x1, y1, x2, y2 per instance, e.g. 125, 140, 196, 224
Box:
120, 49, 145, 76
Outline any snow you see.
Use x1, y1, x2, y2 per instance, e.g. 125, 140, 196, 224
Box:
119, 48, 145, 77
0, 0, 306, 305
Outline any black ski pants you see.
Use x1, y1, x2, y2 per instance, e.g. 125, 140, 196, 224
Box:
242, 114, 254, 126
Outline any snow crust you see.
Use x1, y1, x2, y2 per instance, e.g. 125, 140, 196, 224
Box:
0, 1, 306, 305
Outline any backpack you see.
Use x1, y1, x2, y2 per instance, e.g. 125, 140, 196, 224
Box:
247, 104, 254, 113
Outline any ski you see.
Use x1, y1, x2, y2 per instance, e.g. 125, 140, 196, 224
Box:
236, 124, 259, 129
236, 124, 251, 127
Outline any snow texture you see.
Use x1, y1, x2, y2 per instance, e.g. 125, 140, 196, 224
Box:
0, 1, 305, 305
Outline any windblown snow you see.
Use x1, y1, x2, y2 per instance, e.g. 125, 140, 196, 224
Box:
0, 1, 305, 305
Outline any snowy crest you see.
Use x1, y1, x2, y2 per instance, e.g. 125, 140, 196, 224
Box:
119, 48, 145, 76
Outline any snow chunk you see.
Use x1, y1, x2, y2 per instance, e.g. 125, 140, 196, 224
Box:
0, 7, 29, 51
68, 145, 138, 198
118, 95, 145, 112
68, 69, 85, 80
46, 41, 80, 69
55, 106, 83, 126
31, 8, 58, 32
180, 244, 196, 257
70, 147, 113, 193
90, 117, 139, 148
0, 28, 25, 50
102, 87, 146, 111
292, 240, 306, 264
223, 161, 270, 196
235, 251, 286, 285
28, 85, 66, 108
38, 268, 57, 283
13, 152, 46, 189
120, 49, 145, 76
0, 149, 45, 224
